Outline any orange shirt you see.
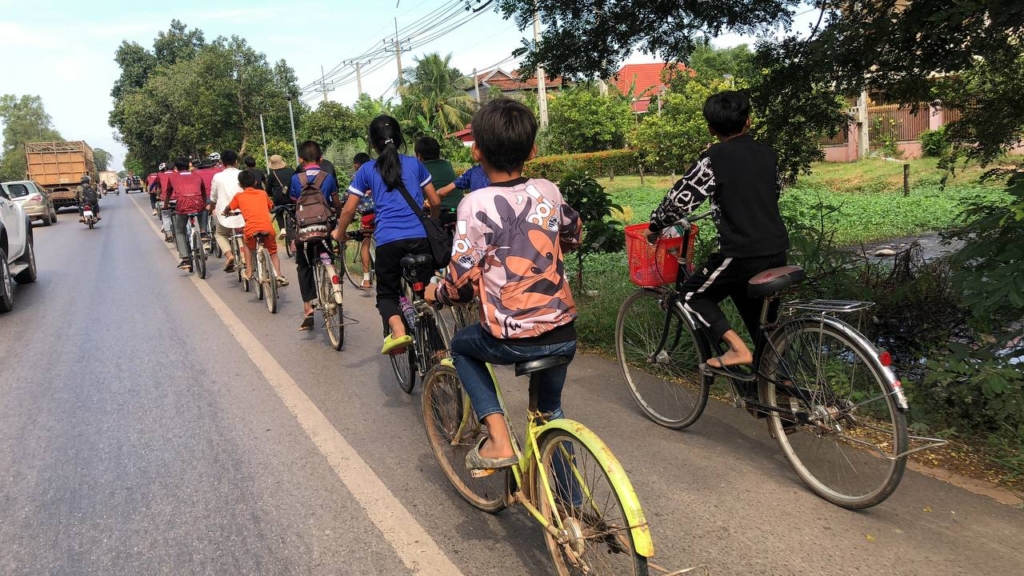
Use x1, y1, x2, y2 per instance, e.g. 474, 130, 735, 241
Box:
228, 187, 274, 237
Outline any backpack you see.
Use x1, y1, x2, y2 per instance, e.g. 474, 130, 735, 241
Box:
294, 171, 332, 242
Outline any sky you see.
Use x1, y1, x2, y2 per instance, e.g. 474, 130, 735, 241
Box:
0, 0, 818, 172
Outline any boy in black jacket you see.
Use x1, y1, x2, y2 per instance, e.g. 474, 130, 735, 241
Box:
648, 91, 789, 383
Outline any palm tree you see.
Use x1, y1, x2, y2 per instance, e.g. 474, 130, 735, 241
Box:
399, 53, 476, 138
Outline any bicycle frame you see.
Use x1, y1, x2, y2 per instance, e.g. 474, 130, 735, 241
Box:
440, 358, 654, 559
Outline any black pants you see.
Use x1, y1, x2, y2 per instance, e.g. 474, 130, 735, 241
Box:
682, 252, 786, 364
295, 238, 332, 303
149, 193, 158, 210
375, 238, 434, 325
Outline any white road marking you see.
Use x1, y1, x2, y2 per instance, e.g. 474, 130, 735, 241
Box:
130, 198, 464, 575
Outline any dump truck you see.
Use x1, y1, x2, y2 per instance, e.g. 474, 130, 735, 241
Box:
25, 141, 97, 210
99, 171, 119, 190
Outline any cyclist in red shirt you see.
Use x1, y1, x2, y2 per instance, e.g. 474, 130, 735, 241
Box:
145, 170, 160, 215
156, 163, 175, 242
163, 157, 209, 270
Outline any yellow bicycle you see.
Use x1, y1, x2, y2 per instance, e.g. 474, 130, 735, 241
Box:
422, 351, 654, 575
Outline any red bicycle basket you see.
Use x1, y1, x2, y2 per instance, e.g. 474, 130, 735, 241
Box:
625, 223, 699, 287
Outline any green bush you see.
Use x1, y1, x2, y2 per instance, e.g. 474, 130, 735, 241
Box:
920, 127, 951, 157
525, 149, 639, 180
558, 173, 625, 292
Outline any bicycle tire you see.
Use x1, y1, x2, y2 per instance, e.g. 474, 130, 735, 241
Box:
421, 364, 508, 513
284, 214, 296, 259
241, 246, 251, 292
320, 262, 344, 350
255, 252, 265, 301
343, 229, 375, 290
536, 430, 649, 576
192, 228, 207, 279
615, 289, 710, 429
261, 248, 278, 314
760, 316, 909, 509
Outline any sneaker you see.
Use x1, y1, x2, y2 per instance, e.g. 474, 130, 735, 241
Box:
177, 259, 190, 269
152, 209, 158, 216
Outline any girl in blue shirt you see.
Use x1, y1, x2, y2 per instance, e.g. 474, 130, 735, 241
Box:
333, 115, 442, 355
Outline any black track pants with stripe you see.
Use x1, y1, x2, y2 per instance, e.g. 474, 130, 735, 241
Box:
682, 251, 787, 360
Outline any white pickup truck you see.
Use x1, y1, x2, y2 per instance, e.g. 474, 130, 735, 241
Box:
0, 182, 37, 312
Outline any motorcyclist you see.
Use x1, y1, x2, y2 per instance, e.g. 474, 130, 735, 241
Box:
77, 175, 100, 222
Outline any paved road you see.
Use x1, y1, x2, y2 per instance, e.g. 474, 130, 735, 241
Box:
1, 194, 1021, 575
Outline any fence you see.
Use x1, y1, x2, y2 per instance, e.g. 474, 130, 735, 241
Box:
867, 103, 930, 148
820, 127, 850, 146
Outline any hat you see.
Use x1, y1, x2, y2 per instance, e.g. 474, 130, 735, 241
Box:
269, 155, 286, 169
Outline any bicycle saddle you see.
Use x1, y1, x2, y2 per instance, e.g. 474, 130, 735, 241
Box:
515, 356, 571, 377
747, 265, 806, 298
253, 231, 270, 239
400, 254, 433, 269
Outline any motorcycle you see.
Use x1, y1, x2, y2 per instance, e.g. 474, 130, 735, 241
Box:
82, 203, 97, 229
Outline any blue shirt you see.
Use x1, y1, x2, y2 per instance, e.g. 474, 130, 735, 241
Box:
453, 164, 490, 192
348, 155, 432, 246
289, 164, 339, 203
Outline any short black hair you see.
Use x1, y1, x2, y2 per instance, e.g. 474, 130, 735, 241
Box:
703, 91, 750, 137
414, 137, 441, 160
221, 150, 238, 166
471, 99, 537, 173
238, 169, 257, 188
243, 155, 256, 168
299, 140, 322, 163
353, 152, 371, 166
174, 157, 189, 171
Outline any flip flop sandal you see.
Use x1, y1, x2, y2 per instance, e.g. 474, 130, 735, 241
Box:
700, 356, 756, 382
298, 314, 315, 331
276, 276, 290, 287
381, 334, 413, 356
223, 262, 235, 272
465, 437, 517, 477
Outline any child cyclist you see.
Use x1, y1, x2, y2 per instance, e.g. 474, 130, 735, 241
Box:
331, 116, 443, 355
351, 152, 374, 289
647, 90, 789, 389
425, 99, 582, 472
225, 169, 289, 287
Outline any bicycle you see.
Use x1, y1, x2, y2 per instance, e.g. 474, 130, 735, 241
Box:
387, 254, 454, 394
614, 211, 946, 509
421, 355, 654, 575
182, 211, 207, 279
250, 231, 280, 314
343, 227, 376, 290
280, 204, 297, 259
306, 237, 346, 350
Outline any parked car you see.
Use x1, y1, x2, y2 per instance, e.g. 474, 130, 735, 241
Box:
0, 181, 38, 313
0, 180, 57, 226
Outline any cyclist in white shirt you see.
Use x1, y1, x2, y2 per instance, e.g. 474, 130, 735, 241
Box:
209, 150, 246, 272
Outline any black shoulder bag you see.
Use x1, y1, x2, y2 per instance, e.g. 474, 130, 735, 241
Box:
394, 182, 452, 268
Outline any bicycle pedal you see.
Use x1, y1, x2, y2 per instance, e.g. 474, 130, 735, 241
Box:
469, 468, 497, 478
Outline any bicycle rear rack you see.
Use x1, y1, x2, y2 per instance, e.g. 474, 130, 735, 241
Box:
783, 299, 874, 314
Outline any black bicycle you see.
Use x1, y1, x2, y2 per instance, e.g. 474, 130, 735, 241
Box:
280, 204, 297, 259
388, 255, 454, 394
614, 211, 945, 509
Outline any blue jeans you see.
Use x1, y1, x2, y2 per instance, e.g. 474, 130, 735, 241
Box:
450, 323, 576, 421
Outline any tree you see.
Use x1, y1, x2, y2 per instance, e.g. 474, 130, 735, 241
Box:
108, 22, 303, 171
630, 79, 724, 173
546, 86, 633, 153
398, 53, 475, 138
93, 148, 112, 172
687, 43, 756, 84
302, 101, 359, 149
0, 94, 63, 181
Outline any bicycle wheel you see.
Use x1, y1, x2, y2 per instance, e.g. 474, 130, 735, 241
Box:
419, 307, 452, 373
284, 217, 295, 258
343, 229, 374, 290
421, 364, 508, 512
536, 430, 649, 576
261, 248, 278, 314
319, 263, 345, 350
192, 228, 207, 279
255, 252, 265, 301
615, 289, 710, 429
241, 248, 251, 292
760, 317, 909, 509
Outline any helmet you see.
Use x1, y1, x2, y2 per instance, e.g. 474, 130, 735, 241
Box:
80, 175, 91, 184
158, 162, 167, 171
208, 152, 221, 162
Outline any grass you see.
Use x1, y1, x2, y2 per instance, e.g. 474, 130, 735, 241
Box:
599, 158, 1010, 246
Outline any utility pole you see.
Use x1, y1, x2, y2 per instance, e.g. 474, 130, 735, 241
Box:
355, 61, 364, 96
533, 10, 548, 128
384, 18, 409, 94
473, 67, 480, 104
320, 65, 333, 103
286, 98, 299, 165
857, 89, 870, 160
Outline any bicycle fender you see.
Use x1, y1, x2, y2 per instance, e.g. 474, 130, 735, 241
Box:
534, 419, 655, 558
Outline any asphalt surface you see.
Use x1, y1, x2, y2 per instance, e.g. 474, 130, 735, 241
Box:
0, 191, 1021, 575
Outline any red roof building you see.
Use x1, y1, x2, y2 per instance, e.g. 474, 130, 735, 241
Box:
467, 69, 564, 101
610, 63, 690, 113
